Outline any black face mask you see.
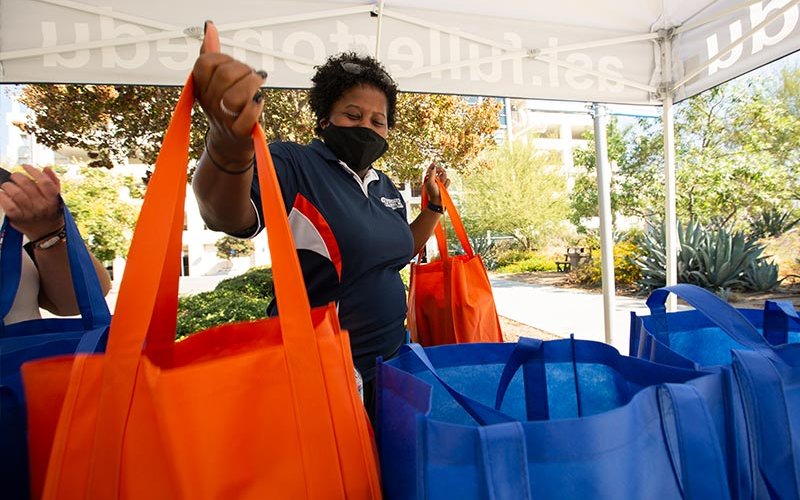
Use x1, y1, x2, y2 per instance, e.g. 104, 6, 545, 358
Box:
320, 124, 388, 171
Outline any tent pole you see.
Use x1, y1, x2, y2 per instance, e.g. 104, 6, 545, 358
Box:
660, 30, 678, 311
374, 0, 386, 58
589, 103, 616, 346
663, 94, 678, 311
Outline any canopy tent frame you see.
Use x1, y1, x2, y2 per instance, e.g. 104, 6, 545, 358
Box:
3, 0, 799, 347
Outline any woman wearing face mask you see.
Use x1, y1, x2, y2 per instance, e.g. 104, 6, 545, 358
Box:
192, 22, 448, 420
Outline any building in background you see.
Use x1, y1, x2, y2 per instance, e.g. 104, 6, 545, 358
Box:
505, 98, 593, 191
0, 87, 56, 166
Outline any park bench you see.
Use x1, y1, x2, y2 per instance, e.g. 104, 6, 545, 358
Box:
555, 247, 588, 272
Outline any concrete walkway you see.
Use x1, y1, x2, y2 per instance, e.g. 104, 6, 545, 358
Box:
491, 277, 652, 353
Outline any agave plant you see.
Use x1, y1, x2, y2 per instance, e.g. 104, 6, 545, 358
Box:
636, 220, 775, 292
686, 227, 762, 290
467, 234, 498, 270
749, 208, 800, 239
742, 258, 781, 292
636, 220, 704, 289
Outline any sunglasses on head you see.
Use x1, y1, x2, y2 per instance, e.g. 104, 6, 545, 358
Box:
340, 61, 395, 87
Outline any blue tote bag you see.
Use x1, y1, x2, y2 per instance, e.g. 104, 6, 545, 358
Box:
377, 337, 731, 499
630, 284, 799, 369
631, 284, 800, 498
0, 204, 110, 499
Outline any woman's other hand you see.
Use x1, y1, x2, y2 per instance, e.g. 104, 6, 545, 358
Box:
0, 164, 64, 240
192, 20, 267, 164
423, 162, 450, 205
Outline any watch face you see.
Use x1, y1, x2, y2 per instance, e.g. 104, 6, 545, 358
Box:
40, 235, 61, 249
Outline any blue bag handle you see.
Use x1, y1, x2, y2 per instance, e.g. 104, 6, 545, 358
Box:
405, 343, 515, 425
477, 422, 533, 500
0, 202, 111, 340
732, 350, 800, 498
494, 337, 549, 420
763, 300, 799, 346
647, 285, 772, 353
657, 384, 731, 499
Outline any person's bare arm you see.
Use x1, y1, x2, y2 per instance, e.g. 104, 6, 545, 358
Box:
408, 163, 450, 255
33, 238, 111, 315
191, 21, 267, 234
0, 164, 111, 316
409, 208, 443, 256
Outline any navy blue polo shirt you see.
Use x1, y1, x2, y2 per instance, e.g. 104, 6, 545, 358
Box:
246, 138, 414, 381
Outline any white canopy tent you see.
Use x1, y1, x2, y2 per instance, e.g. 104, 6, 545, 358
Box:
2, 0, 799, 346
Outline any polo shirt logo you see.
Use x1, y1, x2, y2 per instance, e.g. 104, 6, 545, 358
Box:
380, 197, 404, 210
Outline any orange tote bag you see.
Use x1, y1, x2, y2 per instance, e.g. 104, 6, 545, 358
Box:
21, 77, 381, 500
407, 180, 503, 346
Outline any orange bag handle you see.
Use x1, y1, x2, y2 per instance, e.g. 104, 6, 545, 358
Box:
83, 77, 342, 498
419, 179, 473, 260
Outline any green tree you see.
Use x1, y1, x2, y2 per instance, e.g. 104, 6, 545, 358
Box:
570, 69, 800, 231
18, 85, 500, 183
459, 141, 569, 250
215, 235, 255, 260
675, 82, 799, 229
569, 117, 664, 229
57, 165, 142, 262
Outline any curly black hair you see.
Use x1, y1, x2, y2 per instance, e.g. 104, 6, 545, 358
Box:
309, 52, 397, 135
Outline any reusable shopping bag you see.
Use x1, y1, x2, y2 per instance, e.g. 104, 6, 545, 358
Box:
0, 205, 110, 500
21, 76, 381, 500
376, 337, 732, 499
630, 283, 799, 369
631, 284, 800, 498
407, 180, 502, 345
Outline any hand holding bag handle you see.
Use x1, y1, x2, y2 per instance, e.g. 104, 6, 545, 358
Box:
420, 178, 473, 262
0, 202, 110, 347
43, 77, 346, 498
418, 179, 484, 343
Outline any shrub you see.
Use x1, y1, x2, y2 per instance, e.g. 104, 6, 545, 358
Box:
214, 267, 273, 297
494, 249, 533, 268
614, 241, 643, 286
761, 228, 800, 284
573, 241, 641, 288
495, 251, 557, 273
573, 249, 601, 287
176, 267, 273, 339
176, 291, 271, 340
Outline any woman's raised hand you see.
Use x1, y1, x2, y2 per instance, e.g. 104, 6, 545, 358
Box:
192, 20, 267, 161
0, 164, 64, 241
